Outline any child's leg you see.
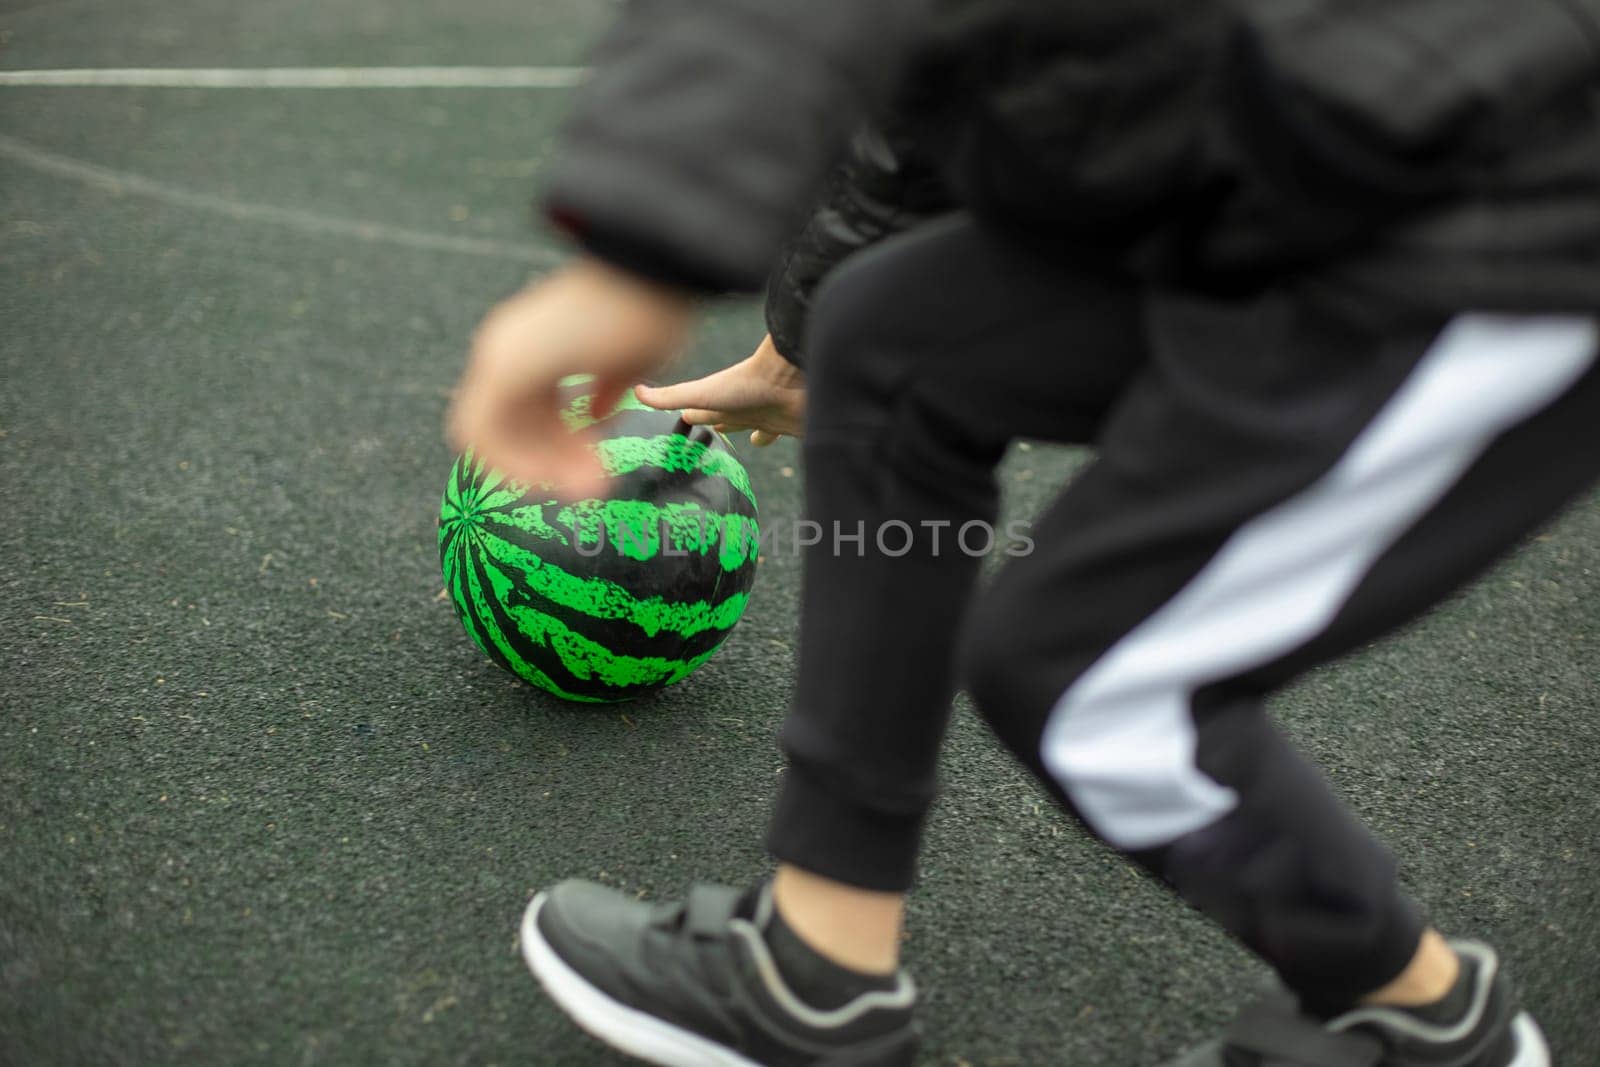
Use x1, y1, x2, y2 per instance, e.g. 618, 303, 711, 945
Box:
762, 214, 1149, 898
523, 215, 1157, 1066
961, 288, 1599, 1010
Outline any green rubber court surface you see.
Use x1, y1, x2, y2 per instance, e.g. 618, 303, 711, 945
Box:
2, 4, 1597, 1064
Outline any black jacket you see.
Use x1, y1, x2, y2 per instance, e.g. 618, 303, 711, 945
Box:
761, 124, 955, 362
545, 0, 1600, 359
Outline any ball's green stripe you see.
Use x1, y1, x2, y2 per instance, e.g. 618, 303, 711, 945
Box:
440, 524, 460, 583
451, 536, 510, 667
456, 515, 724, 699
595, 434, 757, 510
473, 526, 750, 642
442, 473, 464, 518
464, 515, 748, 666
439, 508, 465, 588
475, 483, 526, 514
478, 549, 718, 692
457, 451, 483, 505
482, 502, 568, 545
458, 533, 525, 672
484, 498, 759, 574
450, 540, 499, 663
469, 451, 513, 500
703, 448, 759, 658
463, 537, 603, 703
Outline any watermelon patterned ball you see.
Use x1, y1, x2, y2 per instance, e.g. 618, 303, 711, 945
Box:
438, 377, 760, 703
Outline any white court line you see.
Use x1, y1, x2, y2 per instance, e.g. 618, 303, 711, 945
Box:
0, 133, 561, 265
0, 66, 588, 88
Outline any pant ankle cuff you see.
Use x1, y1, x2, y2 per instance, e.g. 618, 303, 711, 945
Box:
1288, 894, 1428, 1015
765, 762, 926, 892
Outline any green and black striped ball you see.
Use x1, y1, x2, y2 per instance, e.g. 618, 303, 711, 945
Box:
438, 378, 760, 703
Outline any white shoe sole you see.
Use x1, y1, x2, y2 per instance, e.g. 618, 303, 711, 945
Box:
1509, 1012, 1551, 1067
519, 893, 763, 1067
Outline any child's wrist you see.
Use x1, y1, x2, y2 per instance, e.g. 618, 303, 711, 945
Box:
754, 334, 806, 387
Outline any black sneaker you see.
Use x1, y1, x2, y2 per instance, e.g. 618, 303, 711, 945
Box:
1163, 940, 1549, 1067
520, 879, 920, 1067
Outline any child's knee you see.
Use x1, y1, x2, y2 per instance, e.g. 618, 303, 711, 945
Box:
805, 248, 935, 415
960, 582, 1045, 741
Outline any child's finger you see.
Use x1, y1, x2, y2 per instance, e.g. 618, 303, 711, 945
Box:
588, 374, 636, 421
679, 407, 737, 426
505, 429, 607, 501
750, 430, 780, 447
635, 370, 736, 412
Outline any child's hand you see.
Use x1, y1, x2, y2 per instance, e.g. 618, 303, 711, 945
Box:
448, 259, 694, 498
635, 334, 806, 447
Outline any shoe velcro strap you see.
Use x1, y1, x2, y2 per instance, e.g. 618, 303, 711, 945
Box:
683, 884, 742, 938
1225, 999, 1386, 1067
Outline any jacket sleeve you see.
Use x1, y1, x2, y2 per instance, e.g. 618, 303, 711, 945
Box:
763, 122, 955, 365
541, 0, 931, 294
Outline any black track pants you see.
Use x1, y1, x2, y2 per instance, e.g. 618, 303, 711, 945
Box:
763, 214, 1600, 1008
